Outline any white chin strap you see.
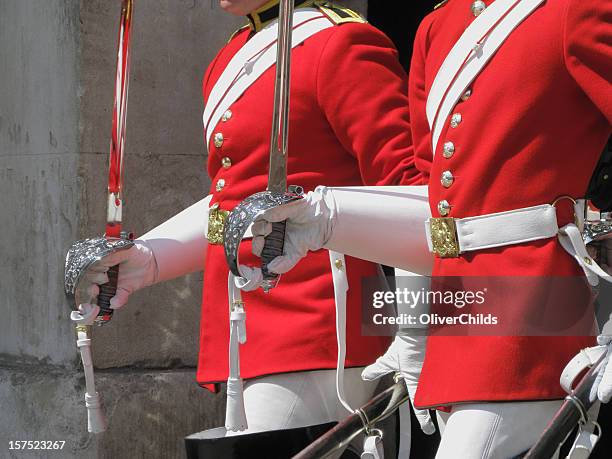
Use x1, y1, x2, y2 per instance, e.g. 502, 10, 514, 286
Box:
225, 273, 248, 432
70, 304, 107, 434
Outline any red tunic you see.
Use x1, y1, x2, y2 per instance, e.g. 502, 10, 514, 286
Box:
197, 11, 419, 386
408, 0, 612, 407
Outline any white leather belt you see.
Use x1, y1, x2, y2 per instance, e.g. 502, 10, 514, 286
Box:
425, 204, 560, 257
425, 199, 611, 288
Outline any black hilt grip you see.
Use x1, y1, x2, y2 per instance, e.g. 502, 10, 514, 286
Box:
97, 264, 119, 319
261, 221, 286, 279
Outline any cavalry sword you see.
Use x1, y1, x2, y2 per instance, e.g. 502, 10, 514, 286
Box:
64, 0, 135, 433
223, 0, 304, 290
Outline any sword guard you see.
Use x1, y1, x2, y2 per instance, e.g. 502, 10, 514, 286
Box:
65, 233, 134, 325
224, 186, 303, 290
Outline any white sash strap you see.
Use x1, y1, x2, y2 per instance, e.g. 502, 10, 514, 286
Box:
226, 273, 248, 432
426, 0, 545, 155
203, 9, 333, 147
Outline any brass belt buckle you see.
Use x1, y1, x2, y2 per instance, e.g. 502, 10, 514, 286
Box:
208, 203, 229, 245
429, 217, 460, 258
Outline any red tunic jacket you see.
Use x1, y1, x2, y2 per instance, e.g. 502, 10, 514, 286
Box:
408, 0, 612, 407
197, 8, 419, 386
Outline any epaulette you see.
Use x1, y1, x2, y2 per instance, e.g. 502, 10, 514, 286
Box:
227, 24, 250, 43
314, 1, 367, 25
434, 0, 449, 10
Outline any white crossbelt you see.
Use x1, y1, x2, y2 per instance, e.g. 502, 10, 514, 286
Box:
426, 0, 545, 155
203, 9, 333, 147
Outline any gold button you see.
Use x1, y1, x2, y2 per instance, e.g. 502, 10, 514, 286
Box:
222, 110, 233, 122
438, 200, 451, 216
216, 179, 225, 192
214, 133, 224, 148
441, 171, 454, 188
334, 259, 343, 270
471, 0, 486, 17
461, 88, 472, 101
450, 113, 462, 128
443, 142, 455, 159
221, 157, 232, 169
584, 256, 592, 265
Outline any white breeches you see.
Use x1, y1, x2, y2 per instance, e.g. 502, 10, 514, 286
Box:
434, 400, 563, 459
226, 367, 377, 435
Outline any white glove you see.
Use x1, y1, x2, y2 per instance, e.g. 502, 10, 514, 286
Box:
78, 194, 213, 309
361, 333, 435, 435
595, 334, 612, 403
246, 185, 432, 288
251, 187, 334, 275
79, 240, 158, 310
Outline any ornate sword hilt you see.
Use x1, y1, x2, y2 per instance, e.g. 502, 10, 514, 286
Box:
224, 185, 303, 292
260, 220, 287, 291
65, 232, 134, 325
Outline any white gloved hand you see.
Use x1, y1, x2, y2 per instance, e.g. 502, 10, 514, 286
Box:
595, 334, 612, 403
78, 240, 158, 310
361, 334, 435, 435
250, 186, 335, 274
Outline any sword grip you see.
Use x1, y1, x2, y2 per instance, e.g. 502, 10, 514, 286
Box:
97, 265, 119, 322
261, 221, 286, 287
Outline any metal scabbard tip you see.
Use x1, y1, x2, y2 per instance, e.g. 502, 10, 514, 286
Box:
288, 184, 304, 196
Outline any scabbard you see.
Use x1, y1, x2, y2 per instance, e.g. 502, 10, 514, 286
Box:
524, 353, 606, 459
292, 381, 408, 459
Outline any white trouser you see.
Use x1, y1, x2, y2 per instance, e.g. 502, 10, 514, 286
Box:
435, 400, 563, 459
226, 367, 377, 435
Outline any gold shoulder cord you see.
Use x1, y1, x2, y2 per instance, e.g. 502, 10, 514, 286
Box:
434, 0, 449, 10
315, 1, 367, 24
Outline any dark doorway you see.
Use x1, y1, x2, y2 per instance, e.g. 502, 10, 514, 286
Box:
368, 1, 438, 72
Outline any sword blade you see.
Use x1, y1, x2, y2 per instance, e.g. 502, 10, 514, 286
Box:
106, 0, 133, 238
267, 0, 294, 193
97, 0, 134, 321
